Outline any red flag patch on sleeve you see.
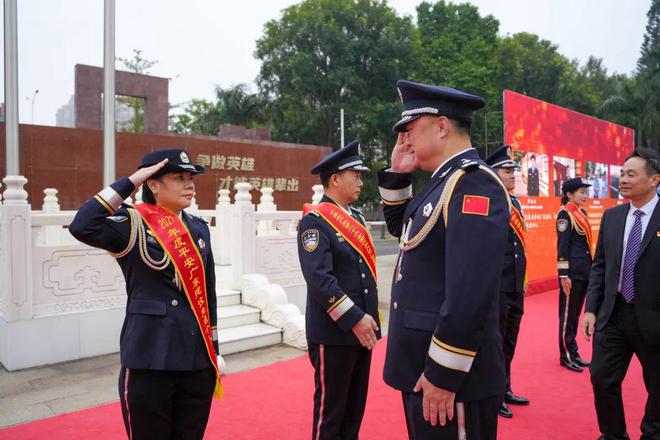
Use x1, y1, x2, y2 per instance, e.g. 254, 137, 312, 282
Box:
462, 195, 490, 216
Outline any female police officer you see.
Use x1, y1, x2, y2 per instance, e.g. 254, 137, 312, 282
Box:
69, 148, 222, 440
556, 177, 593, 373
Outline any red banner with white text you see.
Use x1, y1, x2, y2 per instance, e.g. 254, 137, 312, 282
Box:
503, 90, 635, 293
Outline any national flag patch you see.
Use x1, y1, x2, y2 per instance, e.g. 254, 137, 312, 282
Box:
462, 195, 490, 216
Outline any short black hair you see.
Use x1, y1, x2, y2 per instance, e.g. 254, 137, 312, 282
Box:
448, 117, 471, 135
141, 179, 159, 204
530, 154, 536, 160
626, 147, 660, 178
320, 174, 331, 189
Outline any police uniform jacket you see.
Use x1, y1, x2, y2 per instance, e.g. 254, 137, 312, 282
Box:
500, 195, 527, 293
379, 149, 510, 402
527, 167, 540, 195
69, 177, 218, 371
298, 195, 381, 346
556, 206, 592, 281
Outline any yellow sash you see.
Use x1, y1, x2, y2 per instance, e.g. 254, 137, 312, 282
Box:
134, 203, 223, 399
564, 202, 593, 256
303, 203, 377, 282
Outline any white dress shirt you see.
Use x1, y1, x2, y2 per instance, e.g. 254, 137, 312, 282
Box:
618, 194, 659, 290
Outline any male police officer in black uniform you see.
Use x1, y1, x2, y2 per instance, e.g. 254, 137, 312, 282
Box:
379, 80, 510, 439
69, 149, 219, 440
485, 146, 530, 418
298, 141, 381, 440
527, 154, 540, 196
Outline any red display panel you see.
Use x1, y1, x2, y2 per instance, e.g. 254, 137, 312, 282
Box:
503, 90, 635, 293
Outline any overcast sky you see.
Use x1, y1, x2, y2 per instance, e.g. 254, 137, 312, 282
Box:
1, 0, 650, 126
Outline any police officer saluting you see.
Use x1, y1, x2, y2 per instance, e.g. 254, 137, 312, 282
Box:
485, 146, 530, 418
379, 80, 510, 439
69, 148, 222, 440
298, 140, 381, 440
557, 177, 593, 372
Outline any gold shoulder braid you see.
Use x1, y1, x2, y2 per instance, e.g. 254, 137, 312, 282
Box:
109, 208, 140, 258
399, 165, 511, 253
137, 214, 171, 271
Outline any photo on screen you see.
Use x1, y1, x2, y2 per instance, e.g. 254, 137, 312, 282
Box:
514, 152, 549, 197
609, 165, 622, 199
553, 156, 576, 197
585, 161, 608, 199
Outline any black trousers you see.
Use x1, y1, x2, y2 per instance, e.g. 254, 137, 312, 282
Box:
308, 343, 372, 440
500, 290, 524, 391
558, 278, 588, 362
401, 392, 499, 440
590, 300, 660, 440
118, 366, 215, 440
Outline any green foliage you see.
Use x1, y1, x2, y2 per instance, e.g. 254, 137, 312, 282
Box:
115, 49, 158, 133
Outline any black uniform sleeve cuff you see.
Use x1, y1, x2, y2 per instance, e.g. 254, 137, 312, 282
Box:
378, 169, 413, 204
95, 177, 135, 213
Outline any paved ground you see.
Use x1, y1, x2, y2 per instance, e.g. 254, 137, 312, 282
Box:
0, 254, 398, 429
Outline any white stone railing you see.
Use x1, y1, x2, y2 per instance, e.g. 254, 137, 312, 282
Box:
0, 175, 325, 369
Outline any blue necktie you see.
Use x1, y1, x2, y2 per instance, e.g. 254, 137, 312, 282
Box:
620, 209, 645, 302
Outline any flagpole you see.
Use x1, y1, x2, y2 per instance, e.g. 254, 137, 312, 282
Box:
103, 0, 116, 186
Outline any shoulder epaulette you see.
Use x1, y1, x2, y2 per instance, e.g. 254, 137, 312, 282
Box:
460, 158, 481, 170
307, 211, 320, 217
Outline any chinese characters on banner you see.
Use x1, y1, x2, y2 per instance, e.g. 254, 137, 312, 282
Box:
504, 90, 635, 291
195, 154, 300, 192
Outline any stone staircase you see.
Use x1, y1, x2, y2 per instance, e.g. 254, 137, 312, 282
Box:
215, 287, 283, 355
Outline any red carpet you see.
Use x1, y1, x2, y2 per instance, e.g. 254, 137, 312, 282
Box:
2, 290, 646, 439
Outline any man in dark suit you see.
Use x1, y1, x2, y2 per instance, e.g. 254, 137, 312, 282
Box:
582, 147, 660, 440
298, 140, 381, 440
485, 146, 529, 418
379, 80, 510, 439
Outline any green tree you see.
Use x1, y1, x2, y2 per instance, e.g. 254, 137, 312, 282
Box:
635, 0, 660, 149
415, 1, 500, 154
255, 0, 417, 204
255, 0, 417, 148
116, 49, 158, 133
169, 84, 268, 135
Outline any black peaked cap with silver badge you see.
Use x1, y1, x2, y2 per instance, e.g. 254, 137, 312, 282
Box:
310, 140, 370, 179
393, 79, 486, 133
485, 145, 518, 169
138, 148, 205, 178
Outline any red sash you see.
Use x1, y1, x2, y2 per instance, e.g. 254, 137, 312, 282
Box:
134, 203, 223, 399
303, 203, 377, 282
509, 203, 527, 252
564, 202, 593, 256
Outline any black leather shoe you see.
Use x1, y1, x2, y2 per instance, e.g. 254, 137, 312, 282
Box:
560, 359, 583, 372
499, 402, 513, 418
575, 356, 591, 367
505, 390, 530, 405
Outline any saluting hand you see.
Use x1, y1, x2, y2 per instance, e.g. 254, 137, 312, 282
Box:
390, 133, 416, 174
129, 158, 169, 187
413, 373, 456, 427
352, 314, 379, 350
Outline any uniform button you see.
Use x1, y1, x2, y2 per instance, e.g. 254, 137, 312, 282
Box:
364, 289, 368, 294
514, 242, 518, 246
171, 299, 178, 306
393, 302, 398, 310
361, 273, 366, 279
359, 258, 363, 263
397, 273, 403, 281
514, 254, 518, 259
191, 330, 195, 336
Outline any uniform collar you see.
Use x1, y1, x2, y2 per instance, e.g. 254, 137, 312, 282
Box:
321, 194, 353, 216
431, 147, 476, 179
